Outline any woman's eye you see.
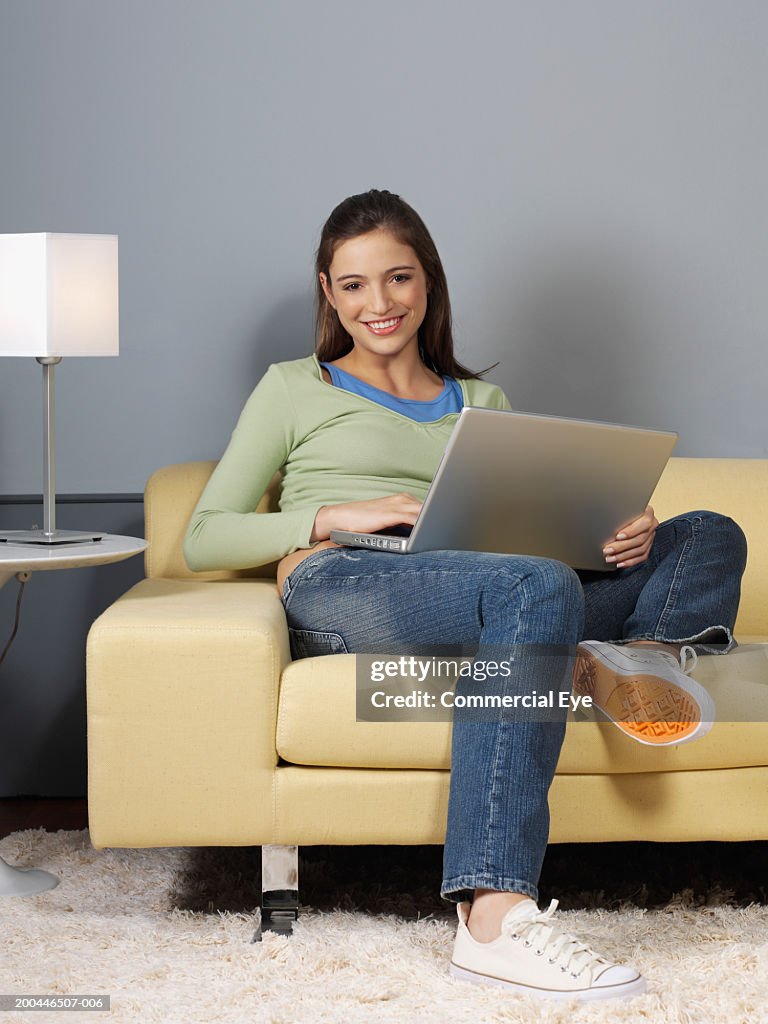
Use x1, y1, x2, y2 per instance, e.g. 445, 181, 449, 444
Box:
341, 275, 410, 291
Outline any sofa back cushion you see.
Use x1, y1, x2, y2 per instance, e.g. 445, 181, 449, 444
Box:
648, 458, 767, 637
144, 457, 768, 635
145, 462, 282, 581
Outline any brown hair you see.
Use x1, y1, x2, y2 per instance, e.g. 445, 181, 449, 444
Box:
314, 189, 494, 379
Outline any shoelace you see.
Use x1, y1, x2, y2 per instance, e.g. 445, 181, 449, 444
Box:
654, 644, 698, 675
501, 900, 607, 980
679, 645, 698, 674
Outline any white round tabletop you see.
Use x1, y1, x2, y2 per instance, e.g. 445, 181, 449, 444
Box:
0, 533, 147, 573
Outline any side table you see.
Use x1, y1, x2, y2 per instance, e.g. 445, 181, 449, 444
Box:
0, 533, 147, 896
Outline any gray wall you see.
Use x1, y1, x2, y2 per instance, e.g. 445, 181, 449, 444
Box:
1, 0, 767, 495
0, 0, 767, 794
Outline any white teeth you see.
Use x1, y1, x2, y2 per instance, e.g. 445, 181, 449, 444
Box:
367, 317, 401, 329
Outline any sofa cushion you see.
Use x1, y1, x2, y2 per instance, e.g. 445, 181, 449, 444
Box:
145, 462, 283, 581
276, 644, 768, 773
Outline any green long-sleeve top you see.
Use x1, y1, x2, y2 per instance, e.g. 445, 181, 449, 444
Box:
183, 354, 512, 572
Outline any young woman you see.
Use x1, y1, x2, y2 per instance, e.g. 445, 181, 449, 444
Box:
184, 189, 747, 1002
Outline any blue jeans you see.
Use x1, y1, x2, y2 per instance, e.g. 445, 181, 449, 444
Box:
280, 511, 747, 904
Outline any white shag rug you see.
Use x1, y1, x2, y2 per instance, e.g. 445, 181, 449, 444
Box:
0, 829, 767, 1024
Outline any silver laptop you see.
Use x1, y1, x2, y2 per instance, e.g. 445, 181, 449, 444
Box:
329, 407, 677, 571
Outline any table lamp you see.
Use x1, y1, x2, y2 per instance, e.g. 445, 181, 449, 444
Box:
0, 233, 119, 544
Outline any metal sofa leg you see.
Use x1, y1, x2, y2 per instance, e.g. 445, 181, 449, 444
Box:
253, 844, 299, 941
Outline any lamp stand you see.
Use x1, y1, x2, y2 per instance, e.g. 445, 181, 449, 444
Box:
0, 357, 103, 546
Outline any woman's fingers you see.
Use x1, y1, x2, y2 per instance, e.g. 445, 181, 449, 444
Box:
390, 493, 422, 523
604, 536, 652, 559
313, 494, 424, 538
606, 533, 654, 566
603, 506, 658, 567
612, 539, 654, 567
613, 505, 657, 540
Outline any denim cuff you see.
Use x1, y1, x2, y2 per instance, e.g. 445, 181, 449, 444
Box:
440, 874, 539, 905
619, 624, 736, 655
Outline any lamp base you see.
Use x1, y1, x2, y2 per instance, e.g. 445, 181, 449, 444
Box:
0, 529, 104, 546
0, 856, 60, 896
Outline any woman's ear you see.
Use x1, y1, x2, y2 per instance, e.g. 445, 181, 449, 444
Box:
319, 272, 336, 310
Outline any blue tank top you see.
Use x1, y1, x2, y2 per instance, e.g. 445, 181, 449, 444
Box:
320, 362, 463, 422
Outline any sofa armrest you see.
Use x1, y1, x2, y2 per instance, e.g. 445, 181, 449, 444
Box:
86, 578, 290, 848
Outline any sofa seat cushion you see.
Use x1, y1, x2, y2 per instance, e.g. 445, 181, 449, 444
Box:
276, 643, 768, 773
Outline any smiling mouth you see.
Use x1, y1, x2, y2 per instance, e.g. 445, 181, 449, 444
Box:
363, 315, 405, 335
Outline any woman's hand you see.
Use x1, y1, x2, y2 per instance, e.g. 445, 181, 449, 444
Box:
311, 493, 423, 542
603, 505, 659, 568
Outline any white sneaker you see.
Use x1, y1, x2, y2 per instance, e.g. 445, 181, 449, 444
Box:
450, 898, 646, 1002
573, 641, 715, 746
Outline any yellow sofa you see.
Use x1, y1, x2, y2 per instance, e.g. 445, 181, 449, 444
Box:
86, 458, 768, 934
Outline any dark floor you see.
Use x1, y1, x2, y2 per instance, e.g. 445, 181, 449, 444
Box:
0, 797, 88, 838
3, 798, 767, 913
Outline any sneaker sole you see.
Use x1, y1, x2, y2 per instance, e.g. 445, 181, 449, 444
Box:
449, 961, 647, 1002
573, 644, 714, 746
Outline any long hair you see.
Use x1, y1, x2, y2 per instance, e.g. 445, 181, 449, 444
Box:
314, 189, 493, 379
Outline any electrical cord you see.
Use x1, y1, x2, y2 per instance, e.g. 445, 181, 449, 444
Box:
0, 572, 30, 668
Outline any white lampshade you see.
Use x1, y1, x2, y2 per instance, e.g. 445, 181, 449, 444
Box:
0, 233, 118, 357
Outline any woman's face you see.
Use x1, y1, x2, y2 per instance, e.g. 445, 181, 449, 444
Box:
319, 228, 429, 361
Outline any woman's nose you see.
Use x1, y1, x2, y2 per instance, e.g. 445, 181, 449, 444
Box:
367, 285, 393, 315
